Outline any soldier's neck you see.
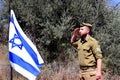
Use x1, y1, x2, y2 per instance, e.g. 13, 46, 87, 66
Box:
81, 34, 89, 41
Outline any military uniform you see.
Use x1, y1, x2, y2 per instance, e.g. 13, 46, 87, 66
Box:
73, 35, 102, 66
73, 35, 102, 80
72, 23, 103, 80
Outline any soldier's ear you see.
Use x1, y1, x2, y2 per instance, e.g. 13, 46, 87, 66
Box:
87, 30, 90, 34
86, 27, 90, 33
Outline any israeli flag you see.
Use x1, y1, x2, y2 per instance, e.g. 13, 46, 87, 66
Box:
9, 10, 44, 80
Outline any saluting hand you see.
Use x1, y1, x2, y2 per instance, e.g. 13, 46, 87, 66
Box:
73, 28, 80, 36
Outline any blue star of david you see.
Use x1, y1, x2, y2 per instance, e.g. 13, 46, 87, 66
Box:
9, 34, 23, 49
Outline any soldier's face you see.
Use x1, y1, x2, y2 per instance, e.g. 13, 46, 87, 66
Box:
79, 26, 90, 36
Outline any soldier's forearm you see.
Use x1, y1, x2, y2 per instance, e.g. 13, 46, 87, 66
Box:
96, 58, 102, 79
71, 35, 77, 43
97, 58, 102, 72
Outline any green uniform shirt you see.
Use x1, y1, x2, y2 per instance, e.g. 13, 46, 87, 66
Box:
73, 35, 103, 66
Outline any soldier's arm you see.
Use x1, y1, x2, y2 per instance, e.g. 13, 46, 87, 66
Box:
71, 28, 80, 44
71, 35, 77, 44
92, 41, 103, 79
96, 58, 102, 79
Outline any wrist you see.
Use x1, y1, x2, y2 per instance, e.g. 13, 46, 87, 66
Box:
71, 35, 77, 43
96, 71, 101, 74
73, 34, 77, 37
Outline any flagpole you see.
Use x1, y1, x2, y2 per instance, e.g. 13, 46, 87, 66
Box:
9, 0, 13, 80
10, 67, 13, 80
9, 9, 44, 80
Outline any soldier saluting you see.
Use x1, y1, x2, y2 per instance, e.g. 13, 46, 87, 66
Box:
71, 23, 103, 80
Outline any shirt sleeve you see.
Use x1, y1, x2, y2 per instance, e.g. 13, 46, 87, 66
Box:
92, 41, 103, 59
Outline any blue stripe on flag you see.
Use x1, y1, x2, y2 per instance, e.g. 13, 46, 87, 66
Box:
9, 51, 41, 76
10, 14, 43, 68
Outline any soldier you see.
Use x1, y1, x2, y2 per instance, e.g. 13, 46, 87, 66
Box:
71, 23, 103, 80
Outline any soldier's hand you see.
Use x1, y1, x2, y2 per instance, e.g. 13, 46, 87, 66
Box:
96, 72, 102, 80
73, 28, 80, 36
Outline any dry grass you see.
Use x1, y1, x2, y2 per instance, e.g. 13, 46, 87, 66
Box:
0, 44, 120, 80
38, 60, 80, 80
38, 61, 120, 80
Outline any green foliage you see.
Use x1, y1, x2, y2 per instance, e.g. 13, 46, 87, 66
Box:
105, 10, 120, 74
9, 0, 120, 75
0, 0, 9, 43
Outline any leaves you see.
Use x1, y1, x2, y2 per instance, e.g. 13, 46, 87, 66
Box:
8, 0, 120, 73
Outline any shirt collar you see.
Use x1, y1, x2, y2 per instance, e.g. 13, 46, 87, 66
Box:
85, 35, 90, 42
80, 35, 90, 43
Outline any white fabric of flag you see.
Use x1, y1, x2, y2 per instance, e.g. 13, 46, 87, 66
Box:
9, 10, 44, 80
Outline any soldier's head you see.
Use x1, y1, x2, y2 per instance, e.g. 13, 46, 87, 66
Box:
79, 22, 92, 36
